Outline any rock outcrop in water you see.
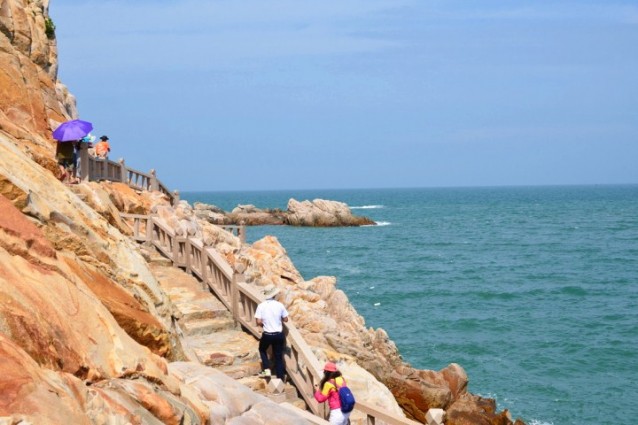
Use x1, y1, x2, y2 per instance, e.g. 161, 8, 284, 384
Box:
0, 1, 525, 424
194, 198, 376, 227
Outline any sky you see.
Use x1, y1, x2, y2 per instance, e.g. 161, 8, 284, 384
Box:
50, 0, 638, 191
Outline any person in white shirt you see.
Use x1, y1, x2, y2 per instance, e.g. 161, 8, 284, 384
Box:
255, 285, 289, 379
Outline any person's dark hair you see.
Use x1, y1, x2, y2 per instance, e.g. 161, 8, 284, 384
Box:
319, 369, 342, 390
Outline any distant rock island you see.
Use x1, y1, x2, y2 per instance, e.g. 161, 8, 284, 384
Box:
194, 198, 376, 227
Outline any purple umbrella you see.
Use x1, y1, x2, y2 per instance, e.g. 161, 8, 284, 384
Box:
52, 119, 93, 142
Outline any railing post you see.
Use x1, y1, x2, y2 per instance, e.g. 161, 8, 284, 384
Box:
146, 216, 154, 242
98, 157, 105, 181
118, 158, 127, 183
200, 242, 208, 289
79, 144, 89, 181
150, 169, 159, 191
133, 217, 140, 238
172, 190, 180, 206
185, 238, 192, 274
238, 225, 246, 244
172, 236, 179, 267
231, 273, 240, 325
232, 263, 246, 325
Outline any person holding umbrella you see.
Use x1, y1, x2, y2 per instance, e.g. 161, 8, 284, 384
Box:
55, 140, 75, 182
52, 119, 93, 182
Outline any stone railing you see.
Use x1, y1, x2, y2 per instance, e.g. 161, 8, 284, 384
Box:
122, 213, 421, 425
78, 148, 177, 205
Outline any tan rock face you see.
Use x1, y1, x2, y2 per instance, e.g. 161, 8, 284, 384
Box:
1, 131, 175, 332
0, 335, 93, 424
101, 182, 157, 214
63, 257, 173, 358
0, 191, 56, 259
169, 362, 317, 424
445, 393, 524, 425
0, 0, 68, 154
0, 197, 169, 383
0, 335, 205, 425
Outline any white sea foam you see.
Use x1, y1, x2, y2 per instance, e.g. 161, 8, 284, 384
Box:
370, 221, 391, 226
528, 420, 554, 425
374, 302, 381, 306
351, 205, 384, 209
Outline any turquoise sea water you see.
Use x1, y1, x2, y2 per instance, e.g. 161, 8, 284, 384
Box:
182, 185, 638, 425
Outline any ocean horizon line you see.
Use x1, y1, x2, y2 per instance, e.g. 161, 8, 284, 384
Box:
181, 182, 638, 195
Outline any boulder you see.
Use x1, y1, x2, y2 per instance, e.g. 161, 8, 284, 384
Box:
194, 202, 228, 224
426, 408, 446, 425
169, 362, 316, 424
286, 198, 376, 226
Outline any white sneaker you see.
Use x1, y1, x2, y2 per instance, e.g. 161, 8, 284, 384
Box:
259, 369, 271, 377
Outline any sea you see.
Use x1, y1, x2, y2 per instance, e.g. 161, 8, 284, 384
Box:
182, 185, 638, 425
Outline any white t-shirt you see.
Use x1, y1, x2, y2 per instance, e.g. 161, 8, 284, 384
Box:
255, 299, 289, 333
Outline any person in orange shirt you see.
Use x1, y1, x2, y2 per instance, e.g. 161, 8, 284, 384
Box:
95, 135, 111, 158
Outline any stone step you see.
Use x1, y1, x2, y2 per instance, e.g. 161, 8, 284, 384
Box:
174, 299, 230, 323
236, 375, 265, 391
237, 376, 308, 408
148, 254, 173, 267
218, 360, 263, 379
180, 316, 236, 336
147, 257, 313, 414
169, 289, 230, 320
186, 329, 260, 376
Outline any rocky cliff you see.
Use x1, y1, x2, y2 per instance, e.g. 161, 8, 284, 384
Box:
0, 1, 524, 424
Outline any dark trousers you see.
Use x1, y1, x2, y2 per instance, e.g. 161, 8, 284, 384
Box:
259, 331, 286, 379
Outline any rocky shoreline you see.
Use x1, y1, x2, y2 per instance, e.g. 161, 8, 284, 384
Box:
193, 198, 376, 227
0, 2, 525, 424
116, 189, 525, 425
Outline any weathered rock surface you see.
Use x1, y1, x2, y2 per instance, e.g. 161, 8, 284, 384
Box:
0, 0, 69, 163
287, 198, 375, 226
194, 198, 376, 226
0, 194, 171, 384
169, 362, 316, 424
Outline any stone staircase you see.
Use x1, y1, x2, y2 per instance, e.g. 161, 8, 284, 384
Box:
146, 249, 307, 410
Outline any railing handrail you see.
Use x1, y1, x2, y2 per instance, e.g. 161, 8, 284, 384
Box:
80, 148, 177, 205
123, 213, 421, 425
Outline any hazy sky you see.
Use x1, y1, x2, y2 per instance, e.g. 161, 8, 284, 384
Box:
51, 0, 638, 191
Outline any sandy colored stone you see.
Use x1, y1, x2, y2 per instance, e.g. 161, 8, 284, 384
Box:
0, 335, 90, 424
0, 0, 66, 152
169, 362, 316, 424
0, 335, 191, 425
287, 198, 375, 226
64, 257, 173, 357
